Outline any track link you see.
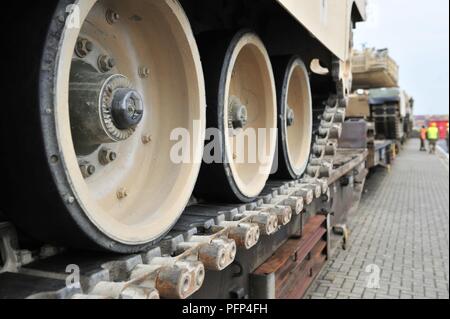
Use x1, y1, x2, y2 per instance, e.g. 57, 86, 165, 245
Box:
0, 176, 330, 299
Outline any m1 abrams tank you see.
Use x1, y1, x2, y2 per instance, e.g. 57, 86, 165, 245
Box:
347, 48, 414, 168
0, 0, 367, 299
352, 48, 399, 89
369, 88, 412, 143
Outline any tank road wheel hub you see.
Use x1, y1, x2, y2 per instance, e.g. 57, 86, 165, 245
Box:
286, 107, 295, 127
20, 0, 206, 252
229, 96, 249, 132
69, 66, 145, 153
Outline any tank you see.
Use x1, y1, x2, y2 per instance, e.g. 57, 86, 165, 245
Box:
352, 48, 399, 89
369, 88, 407, 142
0, 0, 365, 252
0, 0, 369, 300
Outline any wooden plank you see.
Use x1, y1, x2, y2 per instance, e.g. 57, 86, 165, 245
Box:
253, 212, 329, 299
254, 215, 326, 275
275, 239, 327, 295
279, 239, 327, 299
283, 254, 327, 299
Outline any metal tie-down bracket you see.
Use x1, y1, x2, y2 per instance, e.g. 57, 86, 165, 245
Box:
0, 223, 34, 273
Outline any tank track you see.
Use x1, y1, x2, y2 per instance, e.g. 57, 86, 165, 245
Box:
308, 59, 348, 182
0, 95, 346, 300
307, 98, 346, 180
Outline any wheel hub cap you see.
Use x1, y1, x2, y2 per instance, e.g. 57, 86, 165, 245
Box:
229, 96, 248, 130
69, 62, 145, 153
111, 88, 144, 130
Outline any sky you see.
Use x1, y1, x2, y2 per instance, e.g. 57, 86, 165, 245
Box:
354, 0, 449, 115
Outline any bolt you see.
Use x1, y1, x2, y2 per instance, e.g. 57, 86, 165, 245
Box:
109, 152, 117, 162
66, 195, 75, 204
127, 99, 137, 117
88, 165, 96, 175
142, 134, 152, 145
75, 38, 93, 58
85, 41, 94, 52
286, 107, 295, 127
117, 188, 128, 200
139, 66, 150, 78
106, 9, 120, 24
98, 55, 116, 73
50, 155, 59, 164
80, 163, 96, 178
99, 148, 117, 166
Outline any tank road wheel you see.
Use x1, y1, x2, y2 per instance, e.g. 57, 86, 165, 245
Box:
271, 56, 313, 179
195, 31, 277, 202
1, 0, 205, 252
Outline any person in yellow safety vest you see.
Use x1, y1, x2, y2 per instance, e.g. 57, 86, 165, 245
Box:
420, 126, 428, 151
427, 122, 439, 154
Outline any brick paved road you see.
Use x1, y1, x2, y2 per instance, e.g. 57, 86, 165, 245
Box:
438, 140, 448, 153
306, 140, 449, 299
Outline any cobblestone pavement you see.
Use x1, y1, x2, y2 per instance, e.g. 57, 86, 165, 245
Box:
438, 140, 448, 153
306, 140, 449, 299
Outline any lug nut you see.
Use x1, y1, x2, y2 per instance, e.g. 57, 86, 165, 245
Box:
142, 134, 152, 145
66, 196, 75, 204
99, 148, 117, 166
85, 41, 93, 52
75, 38, 93, 58
98, 55, 116, 73
80, 163, 96, 178
106, 9, 120, 24
139, 66, 150, 78
117, 188, 128, 200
